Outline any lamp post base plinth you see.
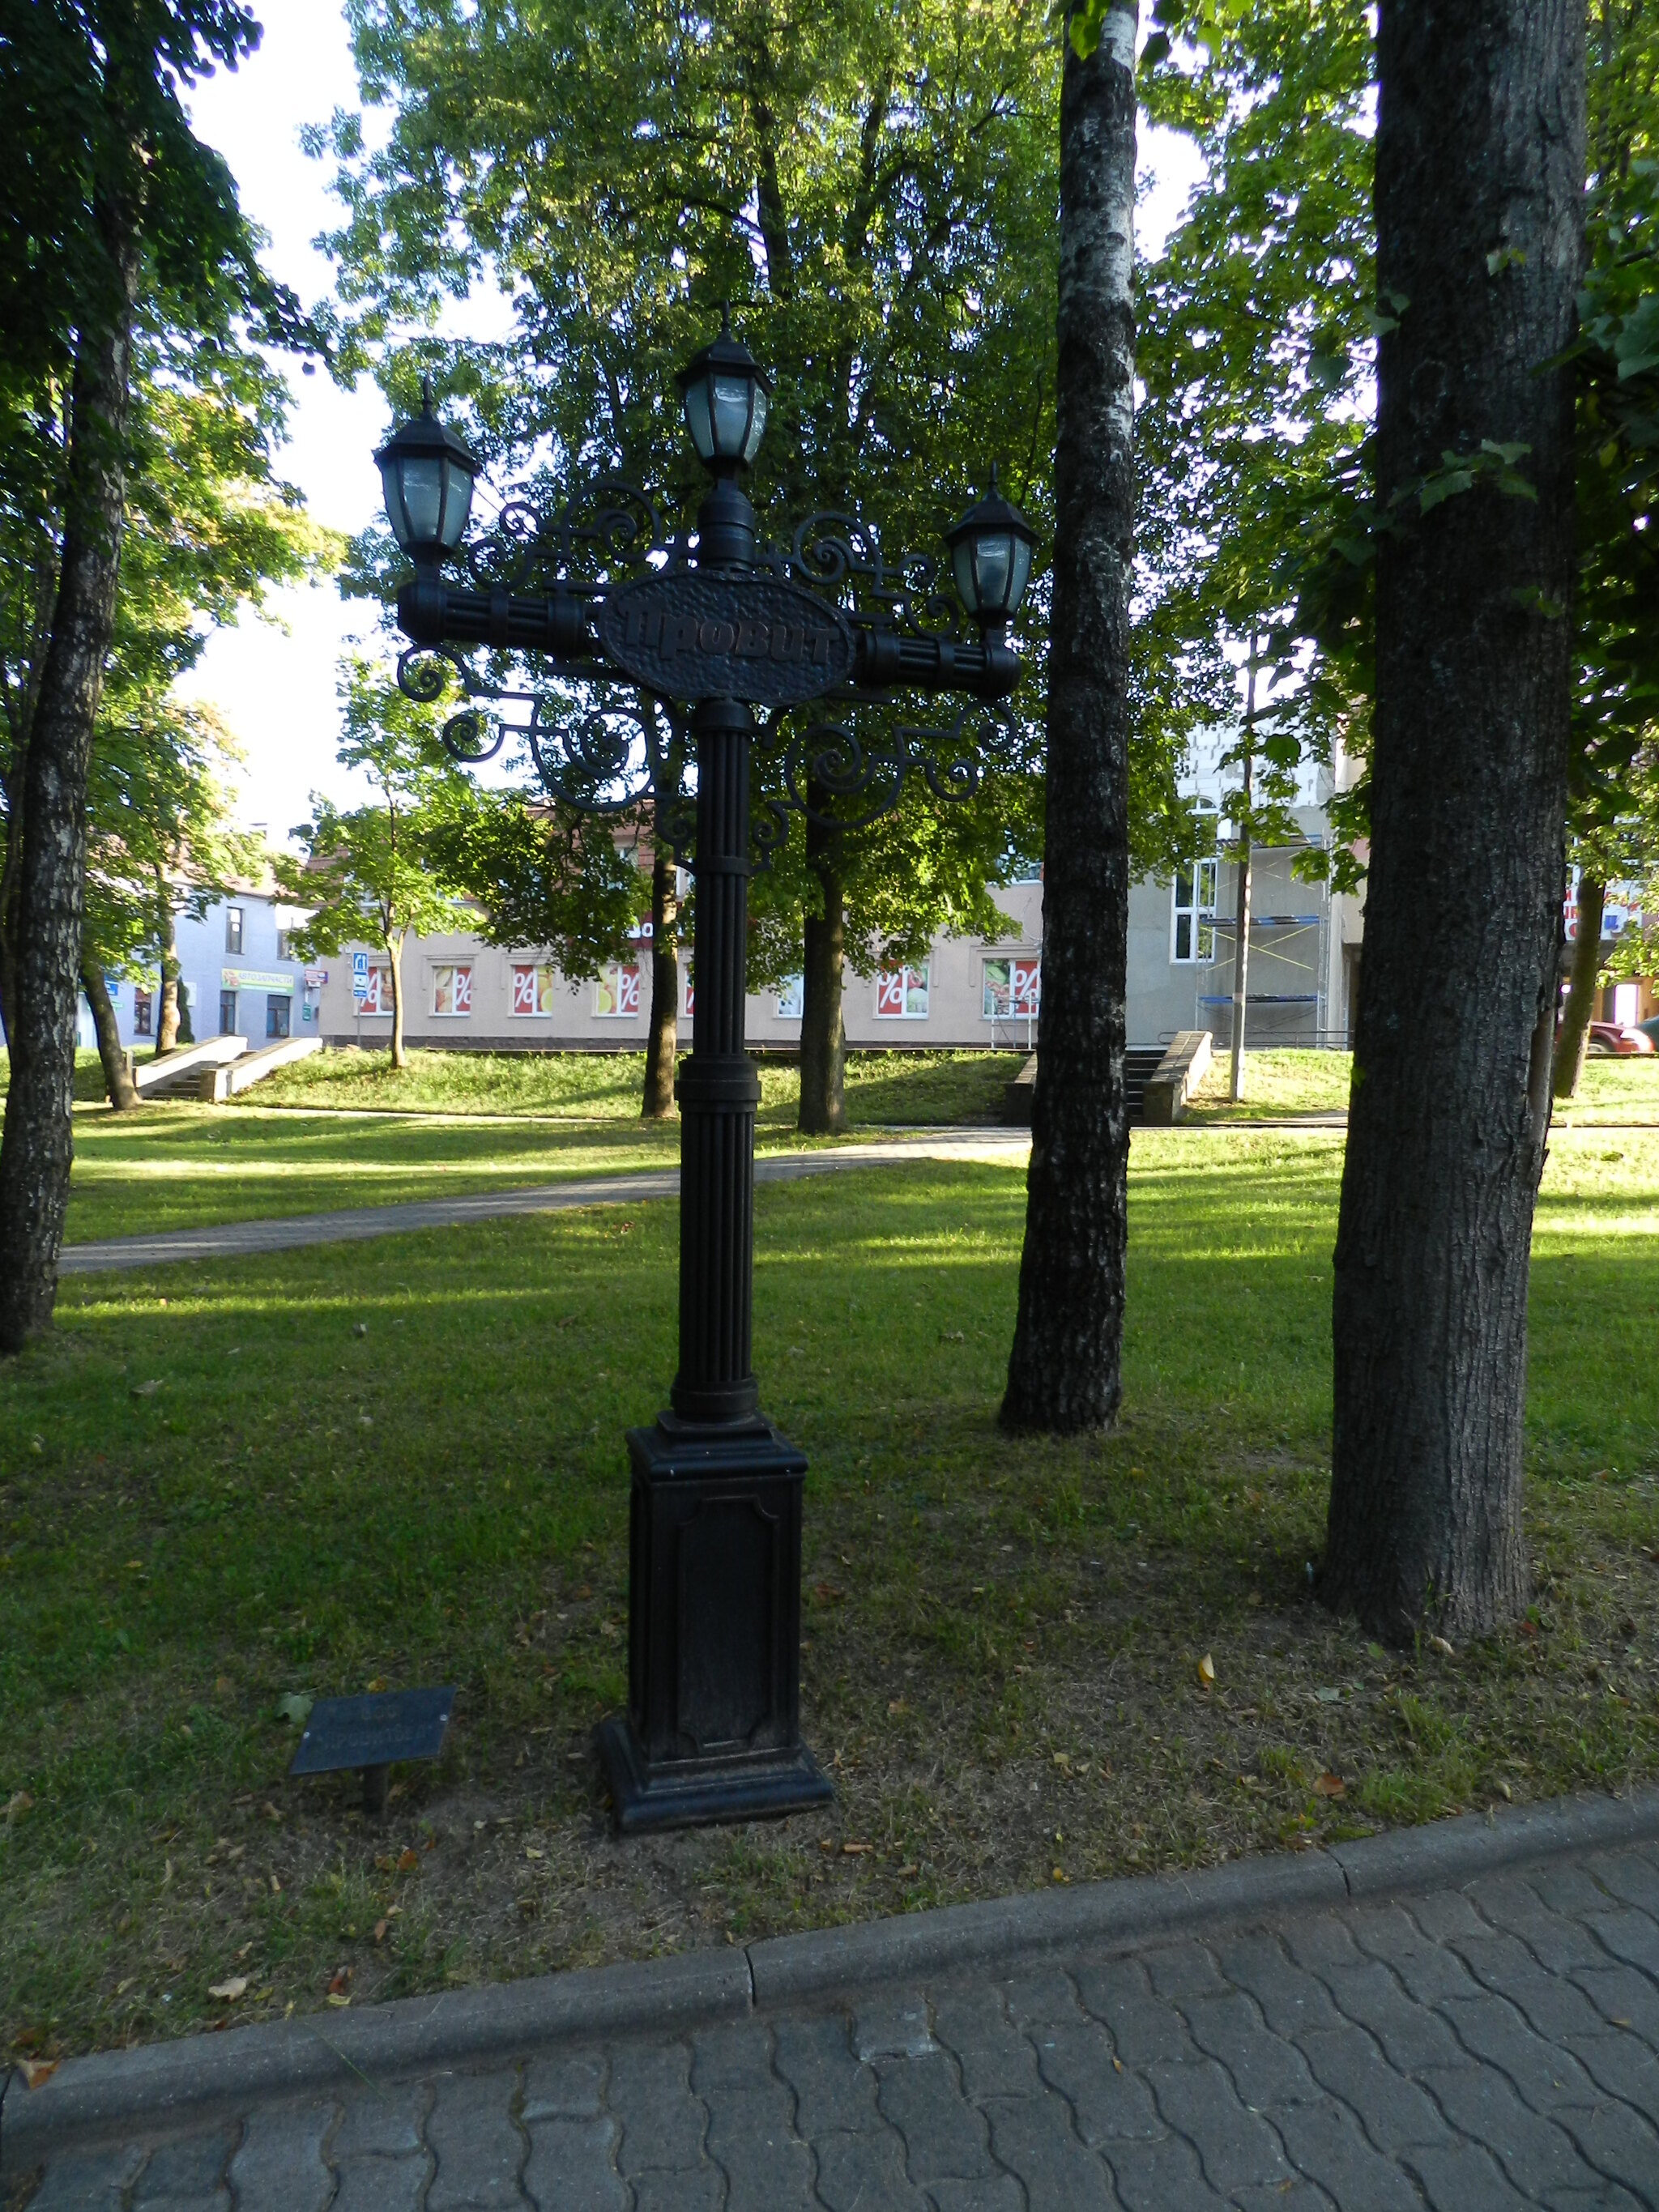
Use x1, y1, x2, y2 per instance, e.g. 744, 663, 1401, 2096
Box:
596, 1717, 832, 1835
599, 1417, 832, 1834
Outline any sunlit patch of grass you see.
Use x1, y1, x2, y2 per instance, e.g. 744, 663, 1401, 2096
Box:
2, 1130, 1657, 2062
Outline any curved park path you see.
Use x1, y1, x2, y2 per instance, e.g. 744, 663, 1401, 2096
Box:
58, 1133, 1038, 1276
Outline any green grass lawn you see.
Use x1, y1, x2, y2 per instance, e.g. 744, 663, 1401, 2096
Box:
4, 1125, 1658, 2062
55, 1049, 1026, 1246
230, 1044, 1026, 1127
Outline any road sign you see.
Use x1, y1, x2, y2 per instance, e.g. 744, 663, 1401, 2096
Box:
352, 951, 369, 1004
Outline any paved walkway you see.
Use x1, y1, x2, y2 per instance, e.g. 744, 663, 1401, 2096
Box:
58, 1136, 1033, 1276
8, 1801, 1659, 2209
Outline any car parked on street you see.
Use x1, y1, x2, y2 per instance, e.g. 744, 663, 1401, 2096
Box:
1588, 1021, 1656, 1055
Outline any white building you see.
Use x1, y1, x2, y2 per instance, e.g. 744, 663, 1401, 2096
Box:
78, 883, 319, 1051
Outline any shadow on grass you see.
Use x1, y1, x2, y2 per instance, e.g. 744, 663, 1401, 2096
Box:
2, 1145, 1657, 2061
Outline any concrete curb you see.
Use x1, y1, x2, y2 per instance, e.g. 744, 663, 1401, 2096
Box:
8, 1784, 1659, 2160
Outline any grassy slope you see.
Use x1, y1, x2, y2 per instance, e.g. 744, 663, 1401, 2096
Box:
3, 1127, 1657, 2058
229, 1045, 1026, 1126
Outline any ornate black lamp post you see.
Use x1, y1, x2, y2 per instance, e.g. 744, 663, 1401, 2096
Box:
377, 318, 1035, 1831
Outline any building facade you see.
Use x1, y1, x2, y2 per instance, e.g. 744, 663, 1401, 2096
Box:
313, 824, 1367, 1056
76, 886, 318, 1051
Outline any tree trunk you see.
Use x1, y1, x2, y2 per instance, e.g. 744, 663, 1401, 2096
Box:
642, 839, 679, 1117
1325, 0, 1584, 1640
156, 892, 181, 1054
387, 930, 407, 1069
798, 809, 847, 1136
82, 960, 139, 1110
1229, 640, 1257, 1102
0, 197, 139, 1356
1000, 3, 1137, 1434
1552, 875, 1603, 1098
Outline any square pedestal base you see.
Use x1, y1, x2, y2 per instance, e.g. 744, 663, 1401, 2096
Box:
597, 1716, 833, 1834
596, 1415, 833, 1834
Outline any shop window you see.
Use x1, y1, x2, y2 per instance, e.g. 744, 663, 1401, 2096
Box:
875, 964, 930, 1018
432, 965, 473, 1017
595, 961, 641, 1017
511, 962, 557, 1016
983, 957, 1041, 1021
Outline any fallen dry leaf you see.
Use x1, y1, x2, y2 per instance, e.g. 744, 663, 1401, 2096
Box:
18, 2058, 58, 2091
326, 1993, 352, 2009
326, 1968, 352, 1996
373, 1919, 389, 1944
1196, 1653, 1216, 1689
1313, 1773, 1346, 1799
207, 1976, 249, 2002
160, 1857, 174, 1888
1428, 1634, 1456, 1658
130, 1380, 162, 1398
841, 1841, 872, 1856
397, 1847, 420, 1873
365, 1677, 388, 1693
4, 1790, 33, 1822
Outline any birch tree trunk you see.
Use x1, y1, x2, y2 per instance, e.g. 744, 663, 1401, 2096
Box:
156, 888, 182, 1054
387, 929, 407, 1070
1552, 876, 1603, 1097
1325, 0, 1584, 1638
0, 195, 139, 1354
642, 840, 679, 1118
1000, 0, 1137, 1433
82, 960, 139, 1110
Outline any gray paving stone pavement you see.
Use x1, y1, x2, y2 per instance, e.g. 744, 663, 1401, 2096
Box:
11, 1835, 1659, 2209
57, 1135, 1032, 1276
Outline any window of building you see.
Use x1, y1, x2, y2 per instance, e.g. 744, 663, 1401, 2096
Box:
983, 957, 1041, 1021
275, 930, 294, 961
875, 963, 930, 1018
359, 965, 393, 1016
1171, 861, 1218, 963
595, 961, 641, 1017
225, 905, 244, 955
220, 989, 237, 1035
775, 974, 804, 1020
683, 963, 695, 1018
133, 988, 153, 1037
511, 961, 557, 1016
432, 965, 473, 1017
266, 994, 291, 1039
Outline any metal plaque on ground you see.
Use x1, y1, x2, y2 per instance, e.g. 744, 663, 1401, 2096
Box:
288, 1686, 456, 1778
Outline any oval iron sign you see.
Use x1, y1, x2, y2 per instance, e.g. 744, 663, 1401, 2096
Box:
600, 573, 854, 706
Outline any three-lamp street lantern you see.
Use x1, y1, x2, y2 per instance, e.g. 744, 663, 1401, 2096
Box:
377, 319, 1035, 1831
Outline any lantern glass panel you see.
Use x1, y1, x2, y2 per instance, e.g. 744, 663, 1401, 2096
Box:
974, 532, 1015, 616
683, 379, 717, 463
706, 372, 765, 462
1006, 534, 1034, 615
387, 454, 445, 552
437, 456, 473, 548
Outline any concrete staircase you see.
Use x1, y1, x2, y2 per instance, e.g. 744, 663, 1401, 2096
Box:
125, 1034, 322, 1104
1001, 1043, 1172, 1128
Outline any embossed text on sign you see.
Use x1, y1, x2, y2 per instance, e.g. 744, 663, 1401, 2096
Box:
601, 573, 854, 705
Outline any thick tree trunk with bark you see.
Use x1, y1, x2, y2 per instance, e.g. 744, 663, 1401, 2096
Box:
387, 931, 407, 1069
82, 960, 138, 1109
1326, 0, 1584, 1639
1553, 876, 1603, 1097
798, 810, 847, 1136
1000, 3, 1137, 1434
642, 840, 679, 1118
0, 202, 138, 1354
